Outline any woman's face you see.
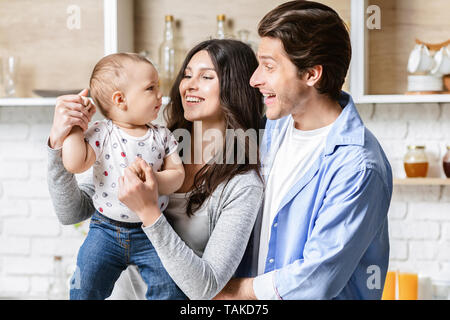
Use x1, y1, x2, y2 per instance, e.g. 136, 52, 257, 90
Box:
179, 50, 224, 124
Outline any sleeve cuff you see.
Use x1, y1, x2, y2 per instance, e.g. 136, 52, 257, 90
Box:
47, 137, 63, 152
141, 212, 166, 232
253, 270, 282, 300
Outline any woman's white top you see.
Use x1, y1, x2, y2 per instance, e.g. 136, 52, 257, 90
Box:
164, 192, 210, 257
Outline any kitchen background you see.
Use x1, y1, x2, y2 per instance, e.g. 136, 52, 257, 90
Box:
0, 0, 449, 299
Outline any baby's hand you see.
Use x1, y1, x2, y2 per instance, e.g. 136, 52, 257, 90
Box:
129, 158, 150, 182
118, 161, 161, 227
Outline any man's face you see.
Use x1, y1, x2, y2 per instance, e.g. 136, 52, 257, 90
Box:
250, 37, 308, 120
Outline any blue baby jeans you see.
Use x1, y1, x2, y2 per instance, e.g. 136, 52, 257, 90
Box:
70, 211, 187, 300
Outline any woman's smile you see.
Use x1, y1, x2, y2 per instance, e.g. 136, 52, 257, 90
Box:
185, 95, 205, 105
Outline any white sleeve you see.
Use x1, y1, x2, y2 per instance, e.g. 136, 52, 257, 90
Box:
158, 125, 179, 158
84, 120, 109, 160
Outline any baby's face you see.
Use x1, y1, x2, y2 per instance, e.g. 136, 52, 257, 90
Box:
122, 61, 162, 125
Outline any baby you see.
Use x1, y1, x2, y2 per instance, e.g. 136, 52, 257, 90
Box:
61, 53, 186, 300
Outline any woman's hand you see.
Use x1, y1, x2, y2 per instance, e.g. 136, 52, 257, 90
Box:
49, 88, 96, 149
118, 158, 161, 227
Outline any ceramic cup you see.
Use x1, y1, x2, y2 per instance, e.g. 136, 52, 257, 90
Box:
407, 44, 435, 74
431, 46, 450, 75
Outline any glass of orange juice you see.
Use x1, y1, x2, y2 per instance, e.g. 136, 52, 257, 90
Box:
382, 271, 397, 300
398, 271, 418, 300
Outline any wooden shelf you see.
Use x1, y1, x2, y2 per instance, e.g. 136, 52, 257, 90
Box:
0, 98, 56, 107
0, 96, 171, 108
394, 178, 450, 186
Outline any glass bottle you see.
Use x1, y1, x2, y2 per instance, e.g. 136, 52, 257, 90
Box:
237, 29, 257, 53
214, 14, 235, 40
404, 145, 429, 178
139, 50, 152, 63
443, 146, 450, 178
2, 55, 19, 97
48, 256, 68, 300
215, 14, 226, 39
159, 15, 176, 97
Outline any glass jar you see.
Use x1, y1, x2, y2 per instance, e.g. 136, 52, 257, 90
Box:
237, 29, 257, 53
404, 145, 428, 178
443, 146, 450, 178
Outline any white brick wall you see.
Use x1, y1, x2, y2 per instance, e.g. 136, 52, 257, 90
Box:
0, 106, 87, 298
361, 102, 450, 280
0, 103, 449, 298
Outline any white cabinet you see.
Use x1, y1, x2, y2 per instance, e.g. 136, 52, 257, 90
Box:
350, 0, 450, 103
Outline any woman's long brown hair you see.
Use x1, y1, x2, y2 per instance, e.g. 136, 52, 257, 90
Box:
164, 39, 264, 216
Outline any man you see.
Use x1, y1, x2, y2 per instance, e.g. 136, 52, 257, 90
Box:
216, 0, 392, 300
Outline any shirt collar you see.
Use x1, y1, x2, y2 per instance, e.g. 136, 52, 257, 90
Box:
323, 91, 365, 156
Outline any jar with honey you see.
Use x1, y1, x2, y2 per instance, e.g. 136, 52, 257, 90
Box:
404, 145, 428, 178
443, 146, 450, 178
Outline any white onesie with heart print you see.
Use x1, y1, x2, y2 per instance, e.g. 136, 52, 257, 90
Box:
84, 119, 179, 223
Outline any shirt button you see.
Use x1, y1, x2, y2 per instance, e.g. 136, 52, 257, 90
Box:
273, 223, 278, 228
269, 258, 274, 263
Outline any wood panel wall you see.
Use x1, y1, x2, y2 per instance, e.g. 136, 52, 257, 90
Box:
134, 0, 350, 90
0, 0, 351, 98
0, 0, 103, 97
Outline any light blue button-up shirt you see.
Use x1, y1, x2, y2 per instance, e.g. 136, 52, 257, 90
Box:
252, 92, 392, 300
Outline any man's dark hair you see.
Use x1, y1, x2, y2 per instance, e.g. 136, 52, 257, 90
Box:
258, 0, 351, 101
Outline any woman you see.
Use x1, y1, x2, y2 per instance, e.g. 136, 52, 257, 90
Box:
47, 39, 264, 300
